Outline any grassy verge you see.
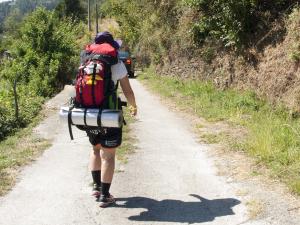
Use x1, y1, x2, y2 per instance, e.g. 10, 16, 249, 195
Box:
0, 114, 50, 196
0, 95, 137, 195
139, 68, 300, 195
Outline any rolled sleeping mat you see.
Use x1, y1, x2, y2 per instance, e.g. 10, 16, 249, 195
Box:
59, 107, 123, 128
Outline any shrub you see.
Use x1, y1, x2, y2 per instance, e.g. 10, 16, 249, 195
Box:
101, 0, 182, 64
185, 0, 298, 48
0, 7, 85, 140
184, 0, 257, 48
5, 7, 81, 97
287, 7, 300, 62
101, 0, 299, 59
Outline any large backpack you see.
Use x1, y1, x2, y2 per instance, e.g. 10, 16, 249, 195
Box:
75, 43, 119, 109
67, 43, 123, 140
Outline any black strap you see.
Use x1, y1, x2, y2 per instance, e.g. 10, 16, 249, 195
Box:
84, 108, 88, 126
79, 81, 84, 107
90, 54, 118, 65
123, 116, 127, 126
102, 63, 112, 109
104, 65, 112, 97
97, 109, 102, 127
68, 108, 74, 140
91, 63, 97, 107
115, 80, 119, 91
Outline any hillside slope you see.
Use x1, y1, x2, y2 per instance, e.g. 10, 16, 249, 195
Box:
161, 8, 300, 112
102, 0, 300, 112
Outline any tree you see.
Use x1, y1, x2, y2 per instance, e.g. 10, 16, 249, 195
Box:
55, 0, 86, 21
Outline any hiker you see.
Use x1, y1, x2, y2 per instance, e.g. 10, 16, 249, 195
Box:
83, 32, 137, 207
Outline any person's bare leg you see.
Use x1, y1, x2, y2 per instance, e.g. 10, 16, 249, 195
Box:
90, 144, 102, 196
90, 144, 101, 171
99, 147, 116, 207
100, 147, 116, 183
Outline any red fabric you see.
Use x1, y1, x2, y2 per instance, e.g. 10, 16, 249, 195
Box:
85, 43, 117, 57
75, 64, 105, 107
75, 43, 117, 107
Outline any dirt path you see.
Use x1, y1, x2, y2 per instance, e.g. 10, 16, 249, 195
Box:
0, 80, 298, 225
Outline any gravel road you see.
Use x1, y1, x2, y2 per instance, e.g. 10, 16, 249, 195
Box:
0, 79, 297, 225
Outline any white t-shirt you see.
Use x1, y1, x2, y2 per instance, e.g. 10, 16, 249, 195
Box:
111, 60, 128, 84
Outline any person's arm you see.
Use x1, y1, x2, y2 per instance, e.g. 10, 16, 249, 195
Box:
119, 76, 137, 116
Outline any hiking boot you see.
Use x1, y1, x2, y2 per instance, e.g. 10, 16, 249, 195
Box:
92, 184, 101, 198
99, 194, 115, 208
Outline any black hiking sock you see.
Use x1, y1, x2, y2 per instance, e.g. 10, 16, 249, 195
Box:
101, 182, 111, 197
91, 170, 101, 187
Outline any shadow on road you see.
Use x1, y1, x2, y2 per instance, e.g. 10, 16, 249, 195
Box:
115, 194, 241, 224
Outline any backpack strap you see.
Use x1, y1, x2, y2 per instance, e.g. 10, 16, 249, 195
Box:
101, 62, 114, 109
91, 63, 97, 107
83, 108, 88, 126
114, 80, 119, 91
68, 106, 74, 140
92, 54, 118, 65
79, 81, 84, 107
97, 109, 102, 127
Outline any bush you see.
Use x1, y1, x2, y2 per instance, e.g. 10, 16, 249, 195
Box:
184, 0, 257, 48
101, 0, 299, 61
101, 0, 142, 47
2, 8, 83, 97
0, 87, 17, 139
287, 7, 300, 62
0, 7, 85, 140
101, 0, 182, 64
185, 0, 298, 48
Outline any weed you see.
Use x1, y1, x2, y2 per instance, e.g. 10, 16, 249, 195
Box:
201, 47, 215, 63
291, 179, 300, 194
287, 7, 300, 62
246, 199, 264, 219
200, 133, 225, 144
0, 115, 50, 196
250, 171, 262, 176
139, 68, 300, 195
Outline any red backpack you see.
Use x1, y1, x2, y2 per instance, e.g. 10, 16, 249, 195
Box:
75, 43, 118, 108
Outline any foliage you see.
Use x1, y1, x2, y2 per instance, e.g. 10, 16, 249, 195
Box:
6, 8, 80, 96
287, 7, 300, 62
0, 0, 61, 32
184, 0, 257, 48
0, 7, 85, 140
3, 8, 23, 37
0, 114, 50, 196
183, 0, 297, 48
0, 1, 11, 32
101, 0, 142, 47
14, 0, 60, 14
101, 0, 300, 64
139, 68, 300, 195
101, 0, 183, 64
55, 0, 86, 21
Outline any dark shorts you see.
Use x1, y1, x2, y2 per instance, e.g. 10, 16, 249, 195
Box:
86, 127, 122, 148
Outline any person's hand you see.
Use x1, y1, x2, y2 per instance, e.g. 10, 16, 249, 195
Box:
129, 105, 137, 116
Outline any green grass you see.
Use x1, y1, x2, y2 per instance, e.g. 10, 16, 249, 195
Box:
0, 114, 50, 196
200, 133, 227, 144
0, 102, 137, 196
0, 105, 137, 195
139, 68, 300, 195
